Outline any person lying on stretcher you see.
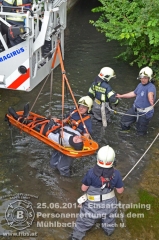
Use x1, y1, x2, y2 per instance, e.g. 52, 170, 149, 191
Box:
7, 105, 84, 151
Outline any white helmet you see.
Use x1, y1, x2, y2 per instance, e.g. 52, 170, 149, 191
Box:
139, 66, 153, 81
97, 145, 115, 168
98, 67, 116, 82
78, 96, 93, 113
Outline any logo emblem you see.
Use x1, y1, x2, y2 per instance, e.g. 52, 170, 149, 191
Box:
141, 91, 144, 96
5, 200, 35, 230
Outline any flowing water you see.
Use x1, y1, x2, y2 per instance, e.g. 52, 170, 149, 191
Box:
0, 0, 159, 239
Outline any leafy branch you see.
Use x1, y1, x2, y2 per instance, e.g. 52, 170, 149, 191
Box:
90, 0, 159, 80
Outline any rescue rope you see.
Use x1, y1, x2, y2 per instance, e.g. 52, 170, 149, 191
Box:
48, 70, 54, 118
107, 99, 159, 117
29, 73, 51, 114
117, 132, 159, 226
122, 132, 159, 181
18, 71, 52, 127
20, 40, 90, 137
51, 40, 90, 137
26, 40, 56, 116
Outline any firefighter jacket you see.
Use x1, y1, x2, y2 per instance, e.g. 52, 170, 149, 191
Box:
88, 76, 118, 105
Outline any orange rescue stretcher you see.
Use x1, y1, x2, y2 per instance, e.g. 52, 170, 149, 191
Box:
6, 111, 99, 158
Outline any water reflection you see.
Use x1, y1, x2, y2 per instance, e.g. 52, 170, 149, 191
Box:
0, 0, 159, 239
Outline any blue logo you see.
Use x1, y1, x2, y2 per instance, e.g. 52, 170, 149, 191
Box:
0, 47, 25, 62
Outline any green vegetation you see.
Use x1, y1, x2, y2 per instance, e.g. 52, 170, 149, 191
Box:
125, 189, 159, 238
90, 0, 159, 79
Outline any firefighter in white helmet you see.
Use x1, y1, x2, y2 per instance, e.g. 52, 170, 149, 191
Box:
88, 67, 119, 123
63, 95, 93, 138
69, 145, 124, 240
50, 96, 93, 177
116, 66, 156, 135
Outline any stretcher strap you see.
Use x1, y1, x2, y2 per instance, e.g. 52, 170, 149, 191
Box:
27, 119, 48, 128
66, 110, 90, 130
31, 120, 50, 129
45, 125, 61, 137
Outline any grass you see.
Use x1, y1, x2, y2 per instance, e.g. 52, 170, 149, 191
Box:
125, 189, 159, 239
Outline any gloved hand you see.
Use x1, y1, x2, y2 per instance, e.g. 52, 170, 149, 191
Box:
114, 99, 119, 107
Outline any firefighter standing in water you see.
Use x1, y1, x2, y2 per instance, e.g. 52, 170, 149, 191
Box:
69, 145, 124, 239
0, 0, 32, 46
88, 67, 119, 124
116, 66, 156, 135
50, 96, 93, 177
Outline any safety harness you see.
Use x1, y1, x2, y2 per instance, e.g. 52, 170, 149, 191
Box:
66, 109, 90, 130
84, 170, 115, 202
100, 172, 114, 190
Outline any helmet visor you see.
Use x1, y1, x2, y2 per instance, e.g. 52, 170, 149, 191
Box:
78, 99, 88, 108
139, 69, 150, 79
139, 74, 149, 79
103, 73, 116, 81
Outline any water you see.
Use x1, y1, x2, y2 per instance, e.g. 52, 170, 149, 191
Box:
0, 0, 159, 239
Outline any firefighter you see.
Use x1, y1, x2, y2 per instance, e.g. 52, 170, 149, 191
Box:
88, 67, 118, 123
64, 96, 93, 138
116, 66, 156, 135
50, 96, 93, 176
69, 145, 124, 239
1, 0, 32, 46
49, 126, 84, 177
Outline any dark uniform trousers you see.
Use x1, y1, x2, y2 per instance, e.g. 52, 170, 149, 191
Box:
72, 186, 118, 239
50, 150, 73, 177
121, 106, 151, 135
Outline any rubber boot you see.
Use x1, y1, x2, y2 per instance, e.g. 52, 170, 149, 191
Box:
68, 235, 78, 240
104, 230, 114, 236
23, 103, 29, 117
8, 107, 19, 120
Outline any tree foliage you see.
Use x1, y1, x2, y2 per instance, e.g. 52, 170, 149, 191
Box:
90, 0, 159, 79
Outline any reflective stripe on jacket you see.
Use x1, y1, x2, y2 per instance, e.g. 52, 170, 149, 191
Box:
4, 0, 14, 4
7, 16, 24, 22
16, 0, 22, 4
4, 0, 31, 23
6, 0, 24, 23
88, 76, 118, 104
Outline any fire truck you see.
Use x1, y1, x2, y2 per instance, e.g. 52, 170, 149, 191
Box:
0, 0, 67, 91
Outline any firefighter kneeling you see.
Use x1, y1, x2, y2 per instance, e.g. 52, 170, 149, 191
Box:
69, 145, 124, 240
